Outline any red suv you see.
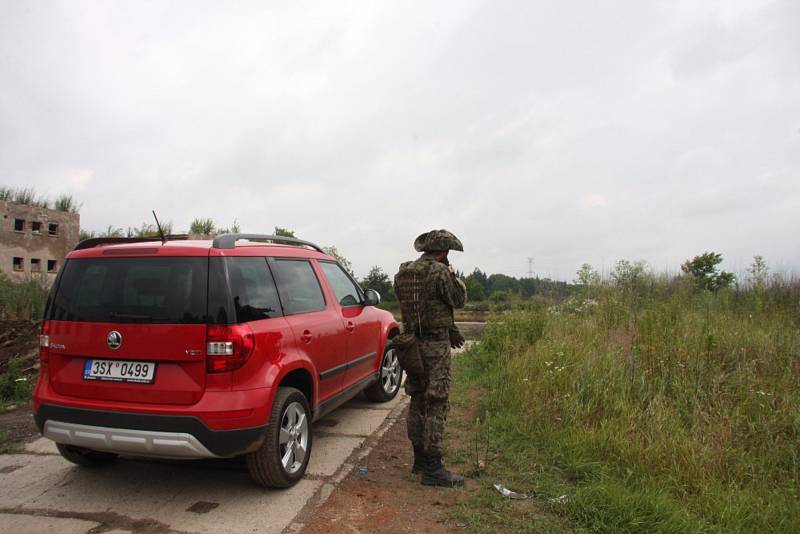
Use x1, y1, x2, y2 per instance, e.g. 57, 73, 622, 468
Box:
33, 234, 401, 488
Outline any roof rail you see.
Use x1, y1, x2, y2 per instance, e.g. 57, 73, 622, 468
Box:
74, 235, 190, 251
212, 233, 325, 253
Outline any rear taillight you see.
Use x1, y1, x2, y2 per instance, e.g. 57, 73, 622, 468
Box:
206, 324, 255, 373
39, 322, 50, 369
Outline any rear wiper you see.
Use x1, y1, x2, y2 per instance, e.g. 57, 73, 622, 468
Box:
109, 312, 154, 323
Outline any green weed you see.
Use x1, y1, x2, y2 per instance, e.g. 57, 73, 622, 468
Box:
0, 273, 49, 320
0, 431, 19, 454
452, 277, 800, 533
0, 356, 33, 407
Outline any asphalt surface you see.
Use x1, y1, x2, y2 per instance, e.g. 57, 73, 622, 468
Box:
0, 392, 409, 534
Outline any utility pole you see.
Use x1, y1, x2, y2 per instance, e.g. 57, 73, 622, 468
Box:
527, 257, 534, 278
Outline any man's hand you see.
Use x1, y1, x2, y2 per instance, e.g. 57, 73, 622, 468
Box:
449, 325, 465, 349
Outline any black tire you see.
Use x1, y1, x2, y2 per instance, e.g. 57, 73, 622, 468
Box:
365, 342, 403, 402
246, 387, 312, 488
56, 443, 117, 467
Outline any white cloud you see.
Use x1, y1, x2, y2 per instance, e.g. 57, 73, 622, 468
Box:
1, 0, 798, 279
582, 195, 609, 208
66, 169, 94, 191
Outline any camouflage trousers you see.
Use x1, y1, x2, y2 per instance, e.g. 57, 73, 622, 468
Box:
405, 330, 451, 458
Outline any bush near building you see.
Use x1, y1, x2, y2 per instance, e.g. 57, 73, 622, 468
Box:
0, 273, 49, 320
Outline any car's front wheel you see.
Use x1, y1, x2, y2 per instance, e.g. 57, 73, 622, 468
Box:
246, 387, 312, 488
365, 342, 403, 402
56, 443, 117, 467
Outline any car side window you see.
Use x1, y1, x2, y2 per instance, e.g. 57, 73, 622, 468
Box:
319, 262, 362, 307
271, 259, 326, 315
226, 257, 282, 322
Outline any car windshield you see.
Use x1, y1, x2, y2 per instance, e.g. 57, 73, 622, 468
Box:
49, 257, 208, 324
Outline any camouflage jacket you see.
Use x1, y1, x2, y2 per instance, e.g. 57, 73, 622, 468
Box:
394, 253, 466, 335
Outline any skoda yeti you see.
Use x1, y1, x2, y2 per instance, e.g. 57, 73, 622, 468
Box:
33, 234, 402, 488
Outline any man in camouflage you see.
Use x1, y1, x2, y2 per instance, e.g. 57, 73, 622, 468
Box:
394, 229, 467, 487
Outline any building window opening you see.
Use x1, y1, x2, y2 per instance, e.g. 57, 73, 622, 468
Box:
48, 223, 59, 236
32, 221, 42, 233
14, 219, 24, 232
47, 260, 58, 273
13, 257, 23, 271
31, 258, 41, 272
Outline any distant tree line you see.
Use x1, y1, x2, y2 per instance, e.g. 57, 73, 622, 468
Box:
462, 268, 571, 302
357, 266, 573, 304
573, 252, 738, 295
76, 212, 757, 302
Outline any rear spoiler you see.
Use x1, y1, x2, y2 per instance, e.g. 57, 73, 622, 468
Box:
74, 235, 190, 250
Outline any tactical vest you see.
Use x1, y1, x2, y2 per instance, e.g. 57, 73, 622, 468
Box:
395, 258, 454, 335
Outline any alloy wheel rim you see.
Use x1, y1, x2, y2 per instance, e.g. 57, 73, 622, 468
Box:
381, 348, 400, 395
278, 401, 309, 474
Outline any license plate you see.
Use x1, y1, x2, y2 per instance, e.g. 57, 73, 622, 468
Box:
83, 359, 156, 384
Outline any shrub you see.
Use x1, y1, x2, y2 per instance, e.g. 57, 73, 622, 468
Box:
53, 194, 80, 213
681, 252, 735, 291
189, 218, 215, 236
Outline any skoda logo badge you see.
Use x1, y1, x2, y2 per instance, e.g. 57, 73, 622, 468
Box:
107, 331, 122, 350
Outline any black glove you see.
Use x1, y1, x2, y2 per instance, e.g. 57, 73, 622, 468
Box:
449, 325, 465, 349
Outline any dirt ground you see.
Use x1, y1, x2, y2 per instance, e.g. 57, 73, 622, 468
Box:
0, 320, 40, 370
0, 320, 41, 448
0, 401, 38, 446
300, 403, 478, 534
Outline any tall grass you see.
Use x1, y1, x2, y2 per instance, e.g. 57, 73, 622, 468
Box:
0, 273, 49, 320
53, 193, 80, 213
0, 185, 77, 211
458, 275, 800, 533
0, 186, 50, 208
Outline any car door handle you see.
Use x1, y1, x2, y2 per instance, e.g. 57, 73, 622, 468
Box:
300, 330, 313, 343
345, 321, 355, 332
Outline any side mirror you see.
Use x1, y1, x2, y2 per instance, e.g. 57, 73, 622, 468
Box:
363, 288, 381, 306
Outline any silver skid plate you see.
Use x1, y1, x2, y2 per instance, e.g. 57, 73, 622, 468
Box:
44, 420, 217, 459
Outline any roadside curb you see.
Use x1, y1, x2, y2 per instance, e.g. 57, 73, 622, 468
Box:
284, 393, 410, 533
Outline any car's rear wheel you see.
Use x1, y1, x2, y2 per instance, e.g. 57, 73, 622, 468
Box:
246, 387, 312, 488
365, 342, 403, 402
56, 443, 117, 467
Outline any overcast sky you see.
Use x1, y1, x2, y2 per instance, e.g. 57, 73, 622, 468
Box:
1, 0, 798, 280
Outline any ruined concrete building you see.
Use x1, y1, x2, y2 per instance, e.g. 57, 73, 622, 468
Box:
1, 200, 80, 283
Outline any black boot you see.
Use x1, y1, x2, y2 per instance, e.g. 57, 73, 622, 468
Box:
421, 454, 464, 487
412, 446, 426, 474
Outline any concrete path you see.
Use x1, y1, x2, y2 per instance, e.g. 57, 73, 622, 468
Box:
0, 391, 409, 534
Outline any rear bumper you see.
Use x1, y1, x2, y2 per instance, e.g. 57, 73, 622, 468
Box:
33, 373, 275, 431
35, 404, 267, 458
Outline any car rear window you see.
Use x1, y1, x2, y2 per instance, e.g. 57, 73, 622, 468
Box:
49, 258, 208, 324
